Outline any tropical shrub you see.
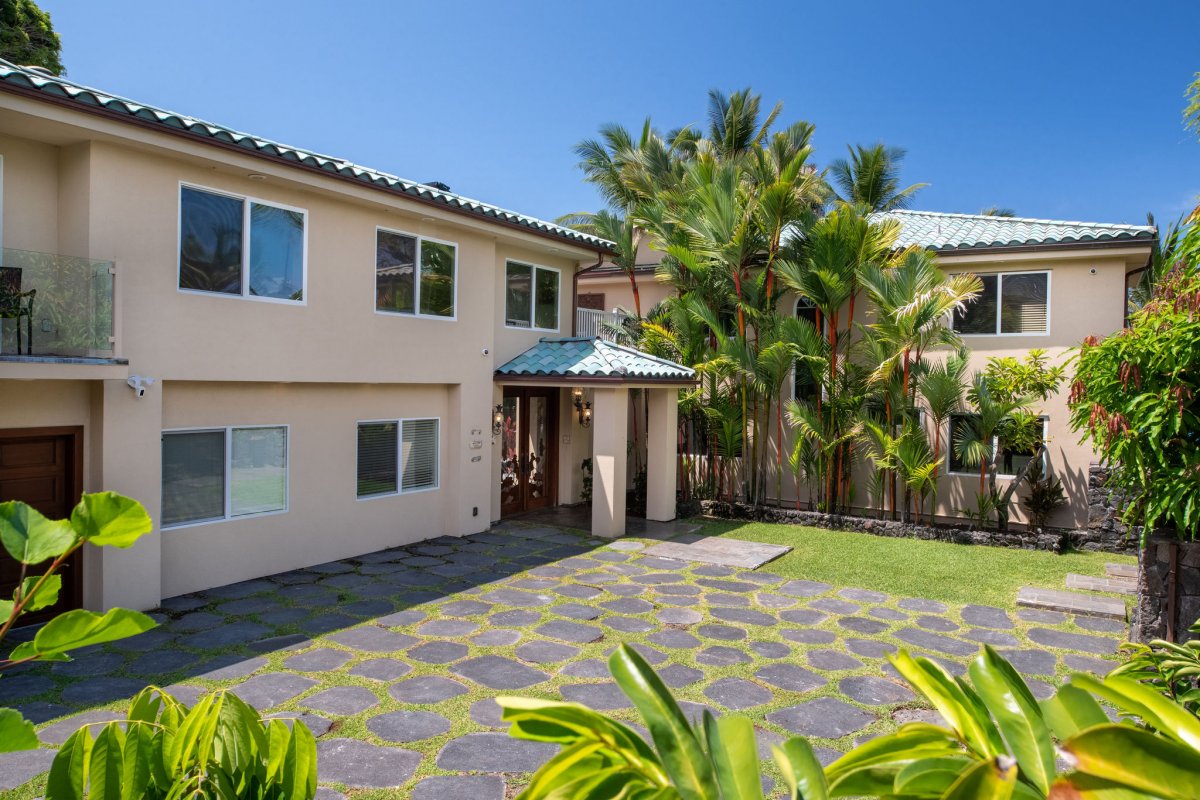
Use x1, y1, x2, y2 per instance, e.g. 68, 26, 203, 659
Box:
1021, 459, 1067, 531
499, 644, 1200, 799
47, 686, 317, 800
0, 492, 157, 753
1113, 617, 1200, 715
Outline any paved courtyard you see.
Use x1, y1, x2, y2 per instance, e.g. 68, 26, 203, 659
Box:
0, 521, 1126, 797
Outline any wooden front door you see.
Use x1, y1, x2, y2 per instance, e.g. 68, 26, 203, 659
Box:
499, 388, 558, 516
0, 427, 83, 623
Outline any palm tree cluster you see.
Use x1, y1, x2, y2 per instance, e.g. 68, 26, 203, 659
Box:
563, 89, 1040, 523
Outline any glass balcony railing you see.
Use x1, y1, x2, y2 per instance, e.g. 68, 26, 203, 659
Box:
0, 247, 115, 358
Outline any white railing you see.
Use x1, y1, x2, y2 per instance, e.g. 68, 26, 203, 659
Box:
575, 307, 624, 340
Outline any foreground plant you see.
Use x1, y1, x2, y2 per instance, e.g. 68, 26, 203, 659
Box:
0, 492, 157, 752
47, 686, 317, 800
1112, 617, 1200, 715
500, 644, 1200, 799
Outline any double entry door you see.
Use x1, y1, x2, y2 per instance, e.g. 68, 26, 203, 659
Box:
500, 387, 558, 517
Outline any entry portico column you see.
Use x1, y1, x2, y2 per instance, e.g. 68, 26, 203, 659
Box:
645, 387, 678, 521
591, 386, 628, 538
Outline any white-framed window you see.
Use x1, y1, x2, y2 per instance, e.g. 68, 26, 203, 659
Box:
375, 228, 457, 319
505, 260, 560, 331
161, 425, 289, 528
948, 414, 1047, 478
178, 184, 307, 303
356, 417, 440, 498
951, 270, 1049, 336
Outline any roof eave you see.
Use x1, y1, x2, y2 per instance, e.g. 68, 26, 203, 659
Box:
922, 236, 1156, 257
493, 372, 697, 386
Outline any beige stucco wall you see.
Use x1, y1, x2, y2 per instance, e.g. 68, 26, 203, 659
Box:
577, 271, 673, 317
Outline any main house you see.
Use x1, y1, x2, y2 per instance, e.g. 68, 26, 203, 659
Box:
0, 60, 696, 618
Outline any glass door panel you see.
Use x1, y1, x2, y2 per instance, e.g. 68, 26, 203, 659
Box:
499, 395, 522, 514
499, 388, 558, 516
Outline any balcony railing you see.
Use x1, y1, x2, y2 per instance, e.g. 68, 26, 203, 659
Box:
575, 307, 625, 341
0, 248, 115, 358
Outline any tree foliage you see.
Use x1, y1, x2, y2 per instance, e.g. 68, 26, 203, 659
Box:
0, 0, 63, 74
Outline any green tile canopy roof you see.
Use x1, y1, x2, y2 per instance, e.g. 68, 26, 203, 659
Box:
0, 59, 614, 253
496, 337, 696, 384
876, 209, 1156, 252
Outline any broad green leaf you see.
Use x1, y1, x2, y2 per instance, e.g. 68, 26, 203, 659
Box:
0, 708, 39, 753
608, 644, 717, 800
942, 756, 1017, 800
0, 500, 77, 564
0, 599, 14, 620
824, 723, 962, 795
969, 645, 1056, 794
521, 741, 618, 798
264, 719, 290, 787
119, 723, 154, 800
70, 493, 153, 548
6, 639, 69, 662
88, 725, 124, 800
1050, 773, 1160, 800
893, 755, 976, 796
771, 737, 828, 800
32, 607, 156, 657
46, 728, 93, 800
888, 650, 1004, 757
1064, 723, 1200, 799
18, 574, 62, 612
704, 713, 763, 800
1041, 682, 1110, 740
499, 695, 660, 765
1072, 673, 1200, 750
283, 717, 317, 800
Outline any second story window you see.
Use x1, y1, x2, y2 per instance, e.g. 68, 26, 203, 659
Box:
179, 185, 306, 302
375, 229, 457, 318
505, 260, 559, 330
952, 271, 1049, 336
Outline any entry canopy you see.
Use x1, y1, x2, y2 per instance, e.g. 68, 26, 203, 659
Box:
495, 337, 696, 386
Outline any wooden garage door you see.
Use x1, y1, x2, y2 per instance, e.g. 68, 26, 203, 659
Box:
0, 427, 83, 623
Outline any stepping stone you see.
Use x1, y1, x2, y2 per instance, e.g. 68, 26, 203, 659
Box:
637, 556, 690, 570
552, 603, 604, 620
840, 588, 888, 603
898, 598, 947, 614
413, 775, 506, 800
697, 624, 746, 641
659, 664, 705, 687
490, 609, 541, 627
349, 658, 411, 681
439, 600, 492, 617
1066, 573, 1135, 595
127, 650, 196, 675
697, 646, 752, 666
711, 608, 775, 626
163, 684, 206, 706
367, 709, 452, 742
207, 578, 277, 598
1106, 562, 1137, 579
470, 698, 506, 727
916, 615, 959, 632
1017, 607, 1068, 624
658, 608, 702, 624
285, 648, 353, 672
175, 611, 224, 631
250, 633, 309, 654
316, 738, 421, 788
780, 609, 827, 625
198, 655, 268, 681
643, 538, 790, 569
0, 748, 55, 792
604, 644, 667, 665
1027, 678, 1056, 700
557, 584, 603, 599
408, 641, 469, 664
655, 584, 701, 596
473, 629, 523, 646
512, 578, 560, 591
1063, 654, 1117, 675
1075, 616, 1127, 634
0, 675, 53, 703
266, 711, 333, 737
657, 595, 701, 607
781, 628, 837, 645
767, 697, 875, 738
605, 616, 655, 633
648, 630, 701, 649
62, 677, 145, 706
810, 598, 859, 615
388, 676, 469, 703
693, 564, 737, 577
1016, 587, 1127, 620
560, 682, 632, 710
221, 596, 283, 615
51, 651, 124, 678
964, 629, 1020, 647
697, 579, 760, 593
704, 678, 773, 710
757, 592, 797, 609
750, 641, 791, 659
961, 605, 1014, 630
838, 616, 888, 635
845, 638, 897, 658
808, 650, 863, 671
997, 649, 1058, 675
298, 613, 359, 636
756, 663, 826, 693
1028, 628, 1118, 655
780, 580, 833, 598
161, 594, 207, 613
840, 676, 914, 705
517, 640, 580, 663
870, 607, 908, 621
602, 598, 654, 614
895, 628, 976, 657
232, 673, 318, 710
418, 620, 480, 637
119, 628, 177, 652
437, 732, 557, 772
452, 656, 549, 689
537, 620, 604, 643
608, 540, 645, 551
303, 686, 379, 715
634, 572, 685, 585
328, 627, 417, 652
483, 588, 553, 607
181, 621, 272, 649
259, 607, 310, 626
38, 710, 124, 745
560, 659, 611, 679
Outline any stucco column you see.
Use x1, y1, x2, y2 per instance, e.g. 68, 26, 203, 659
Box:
591, 387, 628, 538
645, 387, 678, 521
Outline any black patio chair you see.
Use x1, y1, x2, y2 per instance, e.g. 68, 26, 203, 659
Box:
0, 266, 36, 355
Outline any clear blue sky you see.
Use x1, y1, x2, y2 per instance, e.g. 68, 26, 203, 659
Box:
44, 0, 1200, 227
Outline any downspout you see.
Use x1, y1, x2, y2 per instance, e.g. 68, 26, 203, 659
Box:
573, 251, 606, 336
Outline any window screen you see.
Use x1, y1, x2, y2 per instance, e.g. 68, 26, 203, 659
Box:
358, 422, 398, 497
376, 231, 417, 314
402, 418, 439, 491
534, 267, 559, 329
249, 203, 305, 300
954, 275, 998, 334
179, 187, 243, 294
162, 430, 226, 526
506, 262, 532, 327
999, 273, 1048, 334
420, 240, 456, 317
231, 426, 288, 516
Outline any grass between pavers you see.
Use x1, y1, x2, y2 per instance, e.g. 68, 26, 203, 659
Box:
4, 521, 1133, 799
689, 517, 1136, 610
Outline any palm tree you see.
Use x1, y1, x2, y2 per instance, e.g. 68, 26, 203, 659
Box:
919, 349, 969, 486
954, 372, 1033, 496
558, 210, 645, 319
829, 143, 926, 212
980, 206, 1016, 217
705, 88, 781, 163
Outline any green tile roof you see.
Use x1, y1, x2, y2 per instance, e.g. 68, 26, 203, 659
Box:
496, 337, 695, 383
876, 209, 1156, 252
0, 59, 613, 253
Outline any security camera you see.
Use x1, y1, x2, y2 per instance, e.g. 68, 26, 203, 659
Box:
481, 348, 490, 356
127, 375, 154, 398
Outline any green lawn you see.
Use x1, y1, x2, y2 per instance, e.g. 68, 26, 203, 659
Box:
691, 518, 1135, 609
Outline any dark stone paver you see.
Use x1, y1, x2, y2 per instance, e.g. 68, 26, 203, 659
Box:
808, 650, 863, 671
327, 626, 416, 652
767, 697, 875, 738
602, 598, 654, 614
437, 732, 557, 773
267, 711, 333, 736
657, 608, 702, 624
647, 629, 701, 649
560, 658, 610, 679
780, 579, 833, 597
756, 663, 826, 693
560, 682, 632, 710
899, 598, 947, 614
181, 621, 272, 649
917, 614, 959, 632
285, 647, 353, 672
1016, 608, 1067, 624
1063, 654, 1117, 675
697, 624, 746, 641
997, 649, 1058, 676
895, 627, 976, 657
199, 655, 268, 681
232, 673, 318, 710
127, 650, 195, 675
516, 640, 580, 663
704, 677, 773, 709
840, 676, 914, 705
408, 641, 470, 664
870, 607, 908, 621
964, 629, 1020, 647
303, 686, 379, 715
0, 749, 55, 792
781, 628, 837, 645
1027, 628, 1118, 655
483, 588, 553, 606
412, 775, 506, 800
536, 620, 604, 643
711, 607, 775, 626
62, 677, 146, 706
838, 616, 888, 634
961, 605, 1013, 629
1075, 616, 1127, 634
453, 656, 549, 690
470, 698, 505, 727
810, 598, 860, 615
750, 641, 791, 659
316, 738, 421, 787
779, 608, 827, 625
840, 588, 888, 603
845, 638, 897, 658
604, 616, 655, 633
490, 609, 540, 626
553, 602, 603, 620
418, 619, 480, 637
697, 646, 752, 666
367, 709, 452, 742
439, 600, 492, 617
38, 710, 124, 745
660, 663, 705, 687
349, 658, 411, 681
388, 676, 469, 704
473, 629, 522, 646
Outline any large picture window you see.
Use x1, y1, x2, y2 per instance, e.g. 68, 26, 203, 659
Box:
949, 414, 1047, 476
179, 186, 306, 302
375, 229, 457, 318
505, 261, 559, 330
952, 271, 1049, 335
357, 418, 439, 498
162, 425, 288, 528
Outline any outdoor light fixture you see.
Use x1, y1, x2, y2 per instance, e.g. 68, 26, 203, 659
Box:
493, 404, 504, 436
572, 388, 593, 428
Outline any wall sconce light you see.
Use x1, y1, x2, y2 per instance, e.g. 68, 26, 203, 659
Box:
493, 404, 504, 436
572, 388, 592, 428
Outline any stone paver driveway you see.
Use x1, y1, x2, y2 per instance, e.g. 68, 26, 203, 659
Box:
0, 522, 1125, 797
